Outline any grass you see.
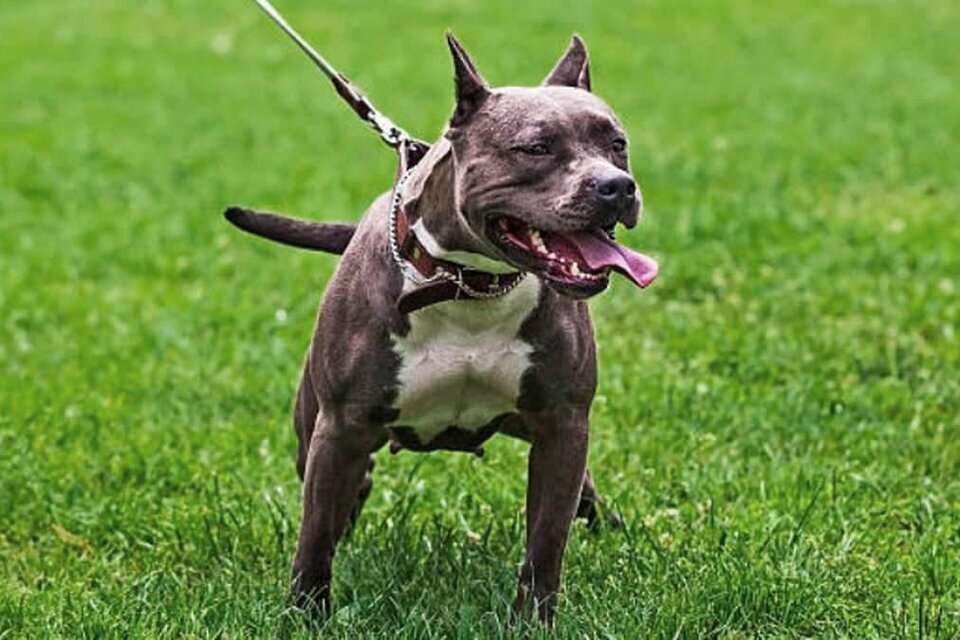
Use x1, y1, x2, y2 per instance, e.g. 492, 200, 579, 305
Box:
2, 0, 959, 637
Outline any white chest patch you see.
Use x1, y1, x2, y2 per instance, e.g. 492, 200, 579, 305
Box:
389, 276, 541, 442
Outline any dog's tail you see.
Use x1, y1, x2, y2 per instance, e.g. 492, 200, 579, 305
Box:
224, 206, 356, 254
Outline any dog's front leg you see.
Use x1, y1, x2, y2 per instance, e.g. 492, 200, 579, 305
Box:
513, 405, 589, 624
291, 414, 383, 617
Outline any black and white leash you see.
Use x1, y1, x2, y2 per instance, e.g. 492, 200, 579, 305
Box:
250, 0, 525, 302
251, 0, 410, 149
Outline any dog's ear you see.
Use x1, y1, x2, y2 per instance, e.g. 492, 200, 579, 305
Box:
446, 32, 490, 127
543, 35, 591, 91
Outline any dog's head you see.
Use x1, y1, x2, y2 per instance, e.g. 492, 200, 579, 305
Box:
440, 34, 658, 298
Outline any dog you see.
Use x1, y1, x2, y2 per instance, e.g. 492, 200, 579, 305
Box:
228, 34, 658, 624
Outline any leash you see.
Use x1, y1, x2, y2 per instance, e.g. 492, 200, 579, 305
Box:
251, 0, 417, 150
250, 0, 522, 312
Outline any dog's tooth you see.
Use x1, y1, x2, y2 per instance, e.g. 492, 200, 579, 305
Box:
528, 228, 549, 254
571, 261, 581, 276
548, 252, 557, 260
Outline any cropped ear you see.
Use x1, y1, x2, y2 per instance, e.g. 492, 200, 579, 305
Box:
542, 35, 591, 91
446, 32, 490, 127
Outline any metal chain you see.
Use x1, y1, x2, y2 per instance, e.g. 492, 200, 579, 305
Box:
252, 0, 524, 301
388, 169, 432, 285
388, 170, 526, 300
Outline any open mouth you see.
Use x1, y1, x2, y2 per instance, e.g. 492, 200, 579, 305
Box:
493, 216, 658, 295
495, 218, 609, 290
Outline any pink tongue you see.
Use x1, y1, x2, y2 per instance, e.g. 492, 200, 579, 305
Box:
565, 230, 659, 288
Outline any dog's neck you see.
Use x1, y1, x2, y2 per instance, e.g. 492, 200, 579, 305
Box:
402, 140, 516, 274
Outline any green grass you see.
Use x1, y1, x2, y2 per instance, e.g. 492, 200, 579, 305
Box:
2, 0, 959, 637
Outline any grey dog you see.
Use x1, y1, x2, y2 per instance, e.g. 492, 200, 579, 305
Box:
228, 34, 657, 623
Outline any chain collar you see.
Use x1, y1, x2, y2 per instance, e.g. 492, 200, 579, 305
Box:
388, 169, 527, 301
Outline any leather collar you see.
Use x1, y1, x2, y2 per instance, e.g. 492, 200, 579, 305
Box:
392, 199, 525, 314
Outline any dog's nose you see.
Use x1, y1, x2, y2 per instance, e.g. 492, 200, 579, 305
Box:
594, 174, 636, 203
590, 171, 640, 227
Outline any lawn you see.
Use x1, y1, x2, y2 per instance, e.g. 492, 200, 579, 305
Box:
2, 0, 959, 637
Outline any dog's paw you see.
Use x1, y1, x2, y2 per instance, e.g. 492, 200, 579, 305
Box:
576, 497, 623, 533
510, 589, 557, 627
290, 573, 332, 623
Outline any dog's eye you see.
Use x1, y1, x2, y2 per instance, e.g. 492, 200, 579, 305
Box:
516, 142, 551, 156
611, 138, 627, 153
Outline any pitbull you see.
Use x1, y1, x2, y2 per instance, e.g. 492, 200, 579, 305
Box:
227, 34, 658, 623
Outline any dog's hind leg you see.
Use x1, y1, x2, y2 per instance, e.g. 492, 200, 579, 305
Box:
291, 411, 385, 617
293, 358, 319, 481
576, 468, 623, 531
294, 355, 376, 533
